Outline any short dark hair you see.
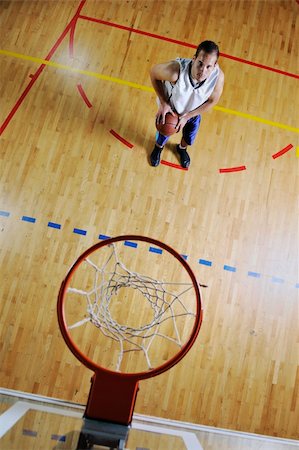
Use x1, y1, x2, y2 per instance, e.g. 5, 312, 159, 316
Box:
195, 40, 219, 59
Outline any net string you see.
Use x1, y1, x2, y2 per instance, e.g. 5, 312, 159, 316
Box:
67, 243, 197, 371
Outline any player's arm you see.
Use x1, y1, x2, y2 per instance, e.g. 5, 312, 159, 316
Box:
150, 61, 180, 124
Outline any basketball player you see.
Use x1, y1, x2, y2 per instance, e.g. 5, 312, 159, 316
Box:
150, 41, 224, 168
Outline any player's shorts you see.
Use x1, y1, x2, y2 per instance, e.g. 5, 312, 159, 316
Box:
156, 115, 201, 147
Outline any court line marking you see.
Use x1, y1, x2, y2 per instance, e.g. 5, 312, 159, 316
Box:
73, 228, 87, 235
48, 221, 61, 229
223, 265, 237, 272
109, 129, 134, 148
248, 271, 261, 278
21, 216, 36, 223
0, 210, 10, 217
272, 143, 293, 159
0, 0, 86, 136
0, 402, 29, 438
199, 259, 212, 267
1, 49, 298, 134
161, 160, 188, 171
219, 165, 246, 173
0, 209, 297, 286
78, 15, 299, 80
22, 429, 37, 437
51, 434, 66, 441
77, 84, 92, 108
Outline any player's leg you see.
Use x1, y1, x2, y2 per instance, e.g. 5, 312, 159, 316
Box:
177, 115, 201, 168
150, 132, 170, 167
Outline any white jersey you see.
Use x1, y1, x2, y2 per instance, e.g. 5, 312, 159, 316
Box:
163, 58, 220, 115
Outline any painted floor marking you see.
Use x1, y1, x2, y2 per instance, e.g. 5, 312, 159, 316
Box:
21, 216, 36, 223
78, 15, 299, 80
0, 49, 298, 134
109, 129, 134, 148
161, 160, 188, 171
48, 221, 61, 229
223, 265, 237, 272
0, 209, 298, 287
0, 0, 86, 136
272, 144, 293, 159
77, 84, 92, 108
219, 165, 246, 173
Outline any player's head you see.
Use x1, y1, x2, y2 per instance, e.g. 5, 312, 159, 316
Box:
191, 40, 219, 82
195, 41, 219, 59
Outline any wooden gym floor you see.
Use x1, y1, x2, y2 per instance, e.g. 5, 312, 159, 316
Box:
0, 0, 298, 440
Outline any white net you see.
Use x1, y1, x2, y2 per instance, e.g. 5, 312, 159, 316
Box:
65, 242, 200, 373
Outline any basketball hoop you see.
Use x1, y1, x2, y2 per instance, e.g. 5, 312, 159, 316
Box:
57, 235, 203, 425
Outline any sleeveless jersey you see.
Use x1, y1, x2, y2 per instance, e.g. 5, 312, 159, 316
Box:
162, 58, 220, 115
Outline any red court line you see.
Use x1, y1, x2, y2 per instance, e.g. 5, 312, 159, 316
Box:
272, 144, 293, 159
161, 160, 188, 171
69, 24, 76, 58
219, 165, 246, 173
79, 15, 196, 49
69, 0, 85, 58
0, 0, 86, 136
78, 15, 299, 80
109, 129, 134, 148
77, 84, 92, 108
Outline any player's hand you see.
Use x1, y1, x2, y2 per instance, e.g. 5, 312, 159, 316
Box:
176, 114, 189, 132
156, 103, 175, 125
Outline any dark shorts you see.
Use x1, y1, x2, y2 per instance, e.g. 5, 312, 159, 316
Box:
156, 115, 201, 147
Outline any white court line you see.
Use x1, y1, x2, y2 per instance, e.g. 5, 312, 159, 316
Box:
0, 402, 29, 438
132, 421, 203, 450
0, 401, 83, 439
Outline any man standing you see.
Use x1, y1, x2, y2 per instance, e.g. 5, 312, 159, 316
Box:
150, 40, 224, 168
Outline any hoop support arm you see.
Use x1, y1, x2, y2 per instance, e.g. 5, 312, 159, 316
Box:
85, 371, 139, 425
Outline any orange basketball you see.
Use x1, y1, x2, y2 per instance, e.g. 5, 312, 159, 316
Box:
156, 113, 179, 136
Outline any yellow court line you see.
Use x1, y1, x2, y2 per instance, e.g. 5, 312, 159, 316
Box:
214, 106, 298, 134
296, 147, 299, 158
0, 49, 153, 93
1, 49, 298, 134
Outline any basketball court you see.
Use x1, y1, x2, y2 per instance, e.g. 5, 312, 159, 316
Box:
0, 0, 298, 449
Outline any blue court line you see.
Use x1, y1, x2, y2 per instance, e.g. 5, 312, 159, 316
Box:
248, 271, 261, 278
51, 434, 66, 441
73, 228, 87, 235
22, 429, 37, 437
99, 234, 110, 240
0, 210, 10, 217
21, 216, 36, 223
199, 259, 212, 267
124, 240, 138, 248
149, 246, 163, 254
271, 276, 284, 284
48, 221, 61, 229
224, 265, 237, 272
3, 208, 297, 287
